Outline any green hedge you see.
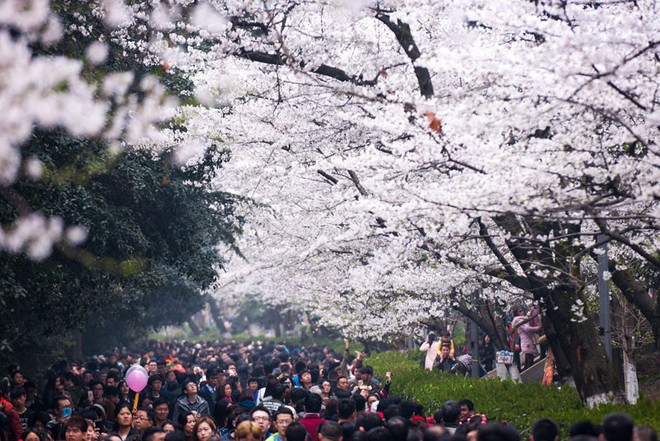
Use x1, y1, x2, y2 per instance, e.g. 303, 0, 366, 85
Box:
368, 352, 660, 435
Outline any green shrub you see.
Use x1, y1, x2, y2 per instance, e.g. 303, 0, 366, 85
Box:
368, 352, 660, 435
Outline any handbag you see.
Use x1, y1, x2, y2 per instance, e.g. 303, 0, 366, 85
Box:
496, 350, 513, 365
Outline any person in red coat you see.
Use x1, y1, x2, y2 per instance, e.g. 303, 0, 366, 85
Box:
1, 397, 23, 441
299, 394, 326, 441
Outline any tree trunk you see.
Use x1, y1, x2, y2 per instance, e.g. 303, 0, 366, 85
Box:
541, 315, 574, 384
541, 288, 623, 406
208, 300, 228, 335
622, 334, 639, 404
452, 301, 508, 351
188, 319, 202, 336
609, 263, 659, 348
489, 215, 624, 406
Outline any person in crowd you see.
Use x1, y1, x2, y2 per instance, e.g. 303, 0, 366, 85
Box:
105, 372, 121, 390
633, 426, 657, 441
478, 335, 495, 374
146, 376, 167, 404
433, 347, 454, 374
300, 394, 326, 441
266, 407, 294, 441
109, 403, 138, 441
10, 388, 32, 431
458, 400, 474, 424
235, 422, 262, 441
284, 423, 308, 441
512, 309, 542, 372
261, 382, 285, 418
568, 421, 601, 441
211, 399, 233, 436
101, 435, 124, 441
319, 382, 332, 407
602, 413, 634, 441
440, 401, 460, 435
178, 412, 197, 441
143, 427, 167, 441
477, 424, 520, 441
164, 373, 182, 402
297, 373, 313, 392
220, 383, 234, 405
356, 368, 380, 390
318, 422, 341, 441
337, 399, 356, 425
420, 334, 440, 371
22, 428, 47, 441
161, 422, 176, 434
46, 395, 73, 441
198, 369, 221, 413
135, 407, 155, 438
79, 407, 103, 441
153, 399, 171, 428
531, 419, 559, 441
193, 417, 217, 441
0, 393, 22, 441
88, 383, 105, 409
116, 383, 130, 404
334, 378, 350, 396
65, 417, 88, 441
250, 406, 273, 440
436, 332, 455, 359
173, 381, 210, 423
24, 382, 46, 413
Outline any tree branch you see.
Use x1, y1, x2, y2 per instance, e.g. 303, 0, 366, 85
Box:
608, 260, 659, 344
477, 218, 519, 280
348, 170, 369, 196
317, 169, 338, 185
235, 49, 377, 86
374, 12, 434, 98
594, 218, 660, 270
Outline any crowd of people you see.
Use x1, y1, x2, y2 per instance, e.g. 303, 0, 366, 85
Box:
0, 338, 656, 441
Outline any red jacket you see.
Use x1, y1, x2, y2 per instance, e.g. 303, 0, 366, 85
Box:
300, 413, 327, 441
1, 398, 23, 441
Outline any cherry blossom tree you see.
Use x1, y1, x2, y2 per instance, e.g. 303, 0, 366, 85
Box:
188, 0, 659, 405
0, 0, 177, 258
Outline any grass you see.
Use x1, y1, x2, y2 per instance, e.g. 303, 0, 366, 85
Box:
367, 351, 660, 434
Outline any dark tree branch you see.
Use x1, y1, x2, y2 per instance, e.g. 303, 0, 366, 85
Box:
606, 81, 648, 111
317, 169, 338, 185
607, 260, 660, 346
374, 12, 434, 98
594, 217, 660, 269
229, 17, 270, 35
452, 300, 507, 350
235, 50, 378, 86
477, 217, 519, 279
348, 170, 369, 196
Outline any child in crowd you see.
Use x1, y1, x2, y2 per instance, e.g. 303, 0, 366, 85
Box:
437, 331, 455, 358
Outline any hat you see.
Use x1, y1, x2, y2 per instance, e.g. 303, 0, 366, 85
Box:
91, 403, 106, 419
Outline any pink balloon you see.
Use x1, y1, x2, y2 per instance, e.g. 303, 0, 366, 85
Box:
125, 365, 148, 392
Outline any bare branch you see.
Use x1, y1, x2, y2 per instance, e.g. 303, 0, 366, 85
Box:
317, 169, 338, 185
374, 11, 434, 98
477, 218, 519, 279
594, 218, 660, 269
235, 49, 377, 87
348, 170, 369, 196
